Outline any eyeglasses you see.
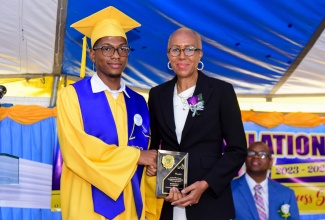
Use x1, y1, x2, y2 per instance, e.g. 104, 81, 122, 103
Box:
247, 150, 271, 159
168, 46, 201, 57
93, 45, 131, 57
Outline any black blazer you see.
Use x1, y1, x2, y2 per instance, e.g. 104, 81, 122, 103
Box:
148, 71, 247, 220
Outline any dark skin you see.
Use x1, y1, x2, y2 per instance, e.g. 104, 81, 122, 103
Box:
167, 27, 202, 94
245, 142, 274, 183
90, 36, 128, 89
89, 36, 157, 168
167, 28, 208, 207
147, 28, 208, 207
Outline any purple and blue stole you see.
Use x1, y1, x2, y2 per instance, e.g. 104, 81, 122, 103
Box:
73, 78, 150, 219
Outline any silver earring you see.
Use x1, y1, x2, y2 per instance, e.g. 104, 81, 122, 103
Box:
197, 61, 204, 71
167, 61, 173, 70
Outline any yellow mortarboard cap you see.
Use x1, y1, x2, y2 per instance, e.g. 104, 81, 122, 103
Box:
70, 6, 141, 78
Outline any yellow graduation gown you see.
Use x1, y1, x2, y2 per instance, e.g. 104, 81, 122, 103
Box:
57, 85, 161, 220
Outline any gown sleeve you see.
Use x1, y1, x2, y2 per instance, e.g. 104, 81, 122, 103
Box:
57, 85, 140, 200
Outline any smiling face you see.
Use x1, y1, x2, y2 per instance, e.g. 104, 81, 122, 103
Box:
90, 36, 128, 80
167, 28, 203, 79
245, 142, 273, 181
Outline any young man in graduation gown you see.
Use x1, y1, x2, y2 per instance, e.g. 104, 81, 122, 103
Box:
57, 6, 160, 220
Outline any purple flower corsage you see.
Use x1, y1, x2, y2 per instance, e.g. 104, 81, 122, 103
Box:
187, 93, 204, 117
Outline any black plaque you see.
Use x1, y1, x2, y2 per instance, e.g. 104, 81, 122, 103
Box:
156, 150, 188, 197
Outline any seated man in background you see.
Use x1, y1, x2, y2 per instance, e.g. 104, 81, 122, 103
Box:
231, 141, 300, 220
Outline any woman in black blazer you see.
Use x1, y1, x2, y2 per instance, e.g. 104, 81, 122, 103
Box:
148, 27, 247, 220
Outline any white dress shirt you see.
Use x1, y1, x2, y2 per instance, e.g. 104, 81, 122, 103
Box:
172, 84, 196, 220
90, 73, 130, 99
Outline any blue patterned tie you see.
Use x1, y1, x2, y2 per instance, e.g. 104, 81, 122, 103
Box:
254, 185, 267, 220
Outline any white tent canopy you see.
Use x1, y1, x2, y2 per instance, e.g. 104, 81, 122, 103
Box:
0, 0, 325, 113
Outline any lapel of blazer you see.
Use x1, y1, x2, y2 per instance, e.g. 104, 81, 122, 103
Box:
238, 175, 260, 220
181, 72, 214, 145
160, 76, 179, 144
268, 179, 280, 219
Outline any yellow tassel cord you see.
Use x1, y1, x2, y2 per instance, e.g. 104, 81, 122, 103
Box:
80, 36, 87, 78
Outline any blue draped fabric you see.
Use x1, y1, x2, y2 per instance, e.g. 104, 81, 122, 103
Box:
63, 0, 325, 94
0, 208, 61, 220
0, 117, 62, 220
0, 115, 324, 219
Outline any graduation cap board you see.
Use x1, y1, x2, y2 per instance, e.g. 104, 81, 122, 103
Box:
70, 6, 141, 77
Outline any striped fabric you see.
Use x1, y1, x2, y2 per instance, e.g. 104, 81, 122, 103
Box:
254, 185, 267, 220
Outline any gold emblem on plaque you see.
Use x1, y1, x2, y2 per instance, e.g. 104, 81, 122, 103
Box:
162, 155, 175, 169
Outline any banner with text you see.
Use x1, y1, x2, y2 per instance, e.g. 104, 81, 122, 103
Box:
244, 122, 325, 214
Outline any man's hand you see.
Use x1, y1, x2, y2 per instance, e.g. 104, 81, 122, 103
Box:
138, 149, 157, 168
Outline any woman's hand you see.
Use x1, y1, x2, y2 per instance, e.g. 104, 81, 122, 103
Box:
171, 180, 209, 207
164, 187, 184, 203
146, 165, 157, 176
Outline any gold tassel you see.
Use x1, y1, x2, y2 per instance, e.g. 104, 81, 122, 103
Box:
80, 36, 87, 78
